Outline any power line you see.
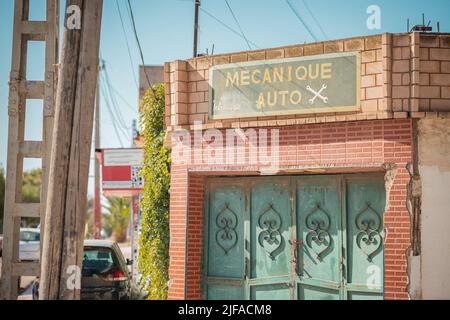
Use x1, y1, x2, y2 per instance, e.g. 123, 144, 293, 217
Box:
199, 7, 260, 49
285, 0, 318, 42
115, 0, 139, 89
101, 83, 129, 140
301, 0, 328, 40
99, 63, 130, 146
101, 85, 125, 148
126, 0, 155, 93
224, 0, 252, 50
102, 68, 130, 134
110, 85, 136, 113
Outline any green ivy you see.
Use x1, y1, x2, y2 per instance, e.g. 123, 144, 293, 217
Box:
138, 84, 171, 300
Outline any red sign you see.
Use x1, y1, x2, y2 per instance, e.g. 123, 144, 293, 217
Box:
99, 148, 144, 197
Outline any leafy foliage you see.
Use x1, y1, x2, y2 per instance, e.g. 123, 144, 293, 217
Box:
138, 84, 171, 300
103, 197, 130, 243
0, 166, 5, 230
22, 169, 42, 227
22, 168, 42, 203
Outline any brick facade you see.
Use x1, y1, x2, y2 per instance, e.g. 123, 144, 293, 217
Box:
168, 119, 412, 300
163, 32, 450, 300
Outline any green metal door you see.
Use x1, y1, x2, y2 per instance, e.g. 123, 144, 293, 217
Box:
204, 174, 385, 300
249, 178, 292, 300
204, 180, 246, 300
296, 175, 342, 300
344, 175, 385, 300
294, 174, 385, 300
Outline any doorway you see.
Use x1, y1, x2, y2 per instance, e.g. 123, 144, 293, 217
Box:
203, 174, 385, 300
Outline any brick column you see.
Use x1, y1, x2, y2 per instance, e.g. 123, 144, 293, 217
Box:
168, 165, 188, 300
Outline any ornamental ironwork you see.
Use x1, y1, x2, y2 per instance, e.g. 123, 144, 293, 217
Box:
305, 203, 332, 261
258, 203, 283, 260
355, 202, 383, 262
215, 203, 238, 255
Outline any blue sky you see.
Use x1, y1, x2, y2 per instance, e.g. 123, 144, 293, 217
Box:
1, 0, 449, 194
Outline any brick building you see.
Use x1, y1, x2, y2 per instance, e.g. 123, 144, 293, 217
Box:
161, 32, 450, 300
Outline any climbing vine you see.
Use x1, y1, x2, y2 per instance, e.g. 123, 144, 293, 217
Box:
138, 84, 171, 300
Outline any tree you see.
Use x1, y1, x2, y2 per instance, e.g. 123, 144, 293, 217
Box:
0, 166, 5, 231
22, 168, 42, 204
138, 84, 171, 300
22, 168, 42, 227
103, 197, 130, 243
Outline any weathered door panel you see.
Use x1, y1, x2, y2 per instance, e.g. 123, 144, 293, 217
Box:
345, 176, 385, 300
204, 181, 246, 299
251, 284, 291, 300
207, 284, 245, 300
296, 175, 342, 300
299, 285, 340, 300
250, 178, 292, 299
204, 174, 386, 301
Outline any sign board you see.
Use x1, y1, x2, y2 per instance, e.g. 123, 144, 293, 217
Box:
104, 149, 143, 166
209, 52, 360, 119
101, 148, 144, 197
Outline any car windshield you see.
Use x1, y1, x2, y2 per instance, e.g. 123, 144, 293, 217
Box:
82, 247, 118, 276
20, 231, 40, 242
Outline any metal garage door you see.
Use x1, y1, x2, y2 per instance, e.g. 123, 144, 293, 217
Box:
203, 174, 385, 300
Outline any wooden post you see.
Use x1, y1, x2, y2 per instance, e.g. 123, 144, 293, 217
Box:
94, 67, 101, 240
40, 0, 103, 300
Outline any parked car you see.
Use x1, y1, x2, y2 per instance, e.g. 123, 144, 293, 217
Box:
19, 228, 40, 261
32, 240, 145, 300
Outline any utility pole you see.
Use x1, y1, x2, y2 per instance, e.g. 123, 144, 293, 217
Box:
193, 0, 200, 57
94, 63, 102, 240
40, 0, 103, 300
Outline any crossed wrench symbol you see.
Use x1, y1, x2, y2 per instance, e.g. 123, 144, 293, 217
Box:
306, 84, 328, 104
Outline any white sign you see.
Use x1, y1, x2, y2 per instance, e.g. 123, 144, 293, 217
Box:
103, 149, 143, 167
102, 181, 133, 189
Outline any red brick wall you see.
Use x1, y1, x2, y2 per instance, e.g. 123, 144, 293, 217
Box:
168, 118, 412, 300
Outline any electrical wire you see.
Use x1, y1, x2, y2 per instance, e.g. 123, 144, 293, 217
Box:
199, 7, 260, 49
110, 85, 136, 113
101, 84, 129, 139
99, 66, 130, 145
126, 0, 155, 94
224, 0, 252, 50
301, 0, 328, 40
285, 0, 318, 42
102, 68, 128, 130
101, 85, 125, 148
115, 0, 139, 89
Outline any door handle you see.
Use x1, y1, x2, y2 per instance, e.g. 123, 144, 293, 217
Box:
244, 257, 249, 280
289, 239, 304, 276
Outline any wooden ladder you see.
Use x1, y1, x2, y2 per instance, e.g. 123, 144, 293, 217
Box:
0, 0, 59, 300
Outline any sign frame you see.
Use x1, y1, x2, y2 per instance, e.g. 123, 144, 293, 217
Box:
99, 148, 144, 197
208, 51, 361, 120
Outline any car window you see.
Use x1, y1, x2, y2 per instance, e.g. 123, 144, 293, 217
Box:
82, 247, 119, 276
20, 231, 40, 242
